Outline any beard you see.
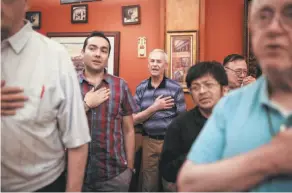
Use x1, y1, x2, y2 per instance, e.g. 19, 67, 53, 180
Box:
265, 65, 292, 93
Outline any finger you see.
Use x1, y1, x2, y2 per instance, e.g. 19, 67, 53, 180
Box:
165, 102, 175, 107
1, 109, 17, 116
1, 80, 5, 88
1, 102, 25, 109
1, 87, 24, 94
1, 94, 28, 102
163, 96, 172, 100
165, 98, 175, 103
156, 95, 163, 100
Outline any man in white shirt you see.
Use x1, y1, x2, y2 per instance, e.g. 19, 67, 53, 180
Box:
1, 0, 91, 191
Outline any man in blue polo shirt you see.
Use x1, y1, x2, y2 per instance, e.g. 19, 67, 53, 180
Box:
133, 49, 186, 192
177, 0, 292, 191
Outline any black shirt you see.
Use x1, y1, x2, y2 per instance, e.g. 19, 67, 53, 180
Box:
159, 106, 207, 183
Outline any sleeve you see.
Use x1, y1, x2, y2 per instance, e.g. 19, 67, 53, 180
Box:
159, 118, 186, 183
187, 99, 226, 164
121, 81, 139, 116
56, 47, 91, 148
175, 87, 186, 114
133, 86, 142, 113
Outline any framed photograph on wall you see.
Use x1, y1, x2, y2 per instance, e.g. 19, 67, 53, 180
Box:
47, 32, 120, 76
25, 11, 41, 29
166, 31, 198, 92
60, 0, 98, 4
122, 5, 141, 25
71, 4, 88, 23
243, 0, 258, 77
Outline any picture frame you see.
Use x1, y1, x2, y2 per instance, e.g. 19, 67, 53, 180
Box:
71, 4, 88, 24
122, 5, 141, 25
47, 32, 120, 76
243, 0, 257, 77
60, 0, 98, 5
166, 31, 198, 92
25, 11, 41, 29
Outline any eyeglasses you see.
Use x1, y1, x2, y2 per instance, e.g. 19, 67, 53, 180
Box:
190, 82, 220, 93
251, 6, 292, 30
225, 67, 248, 77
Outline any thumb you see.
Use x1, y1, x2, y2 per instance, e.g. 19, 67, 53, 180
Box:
156, 95, 163, 100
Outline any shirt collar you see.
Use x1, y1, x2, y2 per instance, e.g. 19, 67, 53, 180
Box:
7, 21, 33, 54
79, 69, 111, 85
259, 76, 292, 117
147, 76, 167, 89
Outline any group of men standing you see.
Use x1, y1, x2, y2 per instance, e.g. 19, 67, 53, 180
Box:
2, 0, 292, 192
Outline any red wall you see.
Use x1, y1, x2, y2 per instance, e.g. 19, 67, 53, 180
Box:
28, 0, 244, 110
28, 0, 162, 94
204, 0, 244, 62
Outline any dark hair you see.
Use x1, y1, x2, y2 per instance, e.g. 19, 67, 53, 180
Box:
186, 61, 228, 88
255, 63, 262, 78
223, 54, 245, 66
82, 31, 111, 55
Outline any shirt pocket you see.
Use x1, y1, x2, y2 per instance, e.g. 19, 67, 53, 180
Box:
15, 88, 41, 122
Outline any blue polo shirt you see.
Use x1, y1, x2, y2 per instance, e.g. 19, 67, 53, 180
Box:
134, 77, 186, 135
187, 76, 292, 192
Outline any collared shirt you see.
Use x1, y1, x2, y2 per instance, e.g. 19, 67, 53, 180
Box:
1, 22, 91, 192
159, 106, 207, 183
188, 76, 292, 191
79, 72, 137, 182
134, 77, 186, 135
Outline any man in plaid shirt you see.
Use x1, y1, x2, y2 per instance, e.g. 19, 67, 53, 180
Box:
79, 31, 137, 192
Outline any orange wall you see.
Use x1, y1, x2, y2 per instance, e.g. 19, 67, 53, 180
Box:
204, 0, 244, 62
28, 0, 244, 110
28, 0, 162, 94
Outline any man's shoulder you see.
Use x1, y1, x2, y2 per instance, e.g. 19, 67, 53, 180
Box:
217, 77, 264, 112
31, 31, 69, 55
136, 79, 149, 90
165, 77, 182, 89
170, 109, 193, 126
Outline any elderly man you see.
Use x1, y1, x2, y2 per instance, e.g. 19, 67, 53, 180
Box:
178, 0, 292, 191
1, 0, 90, 192
159, 61, 228, 192
133, 49, 186, 192
223, 54, 256, 90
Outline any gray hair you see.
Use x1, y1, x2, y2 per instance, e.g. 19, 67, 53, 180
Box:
148, 49, 168, 64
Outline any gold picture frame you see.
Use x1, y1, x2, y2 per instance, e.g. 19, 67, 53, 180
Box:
166, 31, 198, 92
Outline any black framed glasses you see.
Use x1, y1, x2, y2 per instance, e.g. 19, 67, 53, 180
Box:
225, 66, 248, 77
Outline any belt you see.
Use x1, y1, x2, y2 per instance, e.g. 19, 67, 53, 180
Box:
148, 135, 165, 140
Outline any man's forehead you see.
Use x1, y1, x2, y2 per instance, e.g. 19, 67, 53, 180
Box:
251, 0, 292, 12
192, 75, 217, 84
87, 36, 109, 48
150, 51, 164, 58
228, 60, 247, 69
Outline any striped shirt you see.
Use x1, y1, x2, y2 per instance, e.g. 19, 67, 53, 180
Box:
79, 72, 137, 182
134, 77, 186, 135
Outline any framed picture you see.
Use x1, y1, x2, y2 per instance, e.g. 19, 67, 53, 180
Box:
166, 31, 198, 92
47, 32, 120, 76
25, 11, 41, 29
243, 0, 258, 77
61, 0, 98, 4
71, 4, 88, 23
122, 5, 141, 25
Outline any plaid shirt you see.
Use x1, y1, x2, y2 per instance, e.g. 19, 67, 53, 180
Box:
79, 71, 137, 182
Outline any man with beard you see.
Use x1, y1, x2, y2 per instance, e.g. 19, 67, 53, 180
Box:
159, 61, 228, 191
178, 0, 292, 191
133, 49, 186, 192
